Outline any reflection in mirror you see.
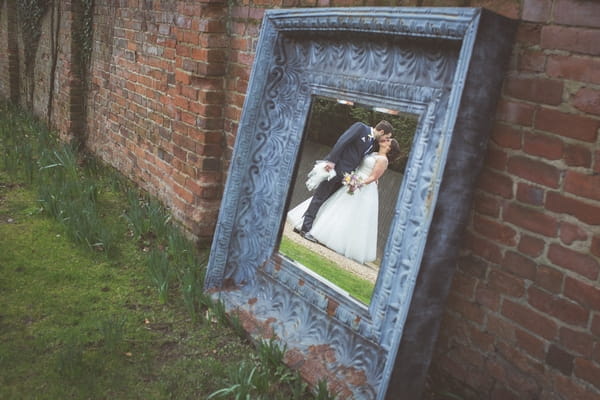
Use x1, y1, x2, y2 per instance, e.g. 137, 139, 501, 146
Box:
278, 96, 419, 304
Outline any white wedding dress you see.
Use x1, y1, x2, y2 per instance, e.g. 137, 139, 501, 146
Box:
287, 153, 384, 264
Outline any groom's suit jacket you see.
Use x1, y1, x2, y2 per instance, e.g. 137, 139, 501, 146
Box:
325, 122, 374, 177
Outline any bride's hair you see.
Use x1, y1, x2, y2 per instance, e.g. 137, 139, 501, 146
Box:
386, 139, 401, 163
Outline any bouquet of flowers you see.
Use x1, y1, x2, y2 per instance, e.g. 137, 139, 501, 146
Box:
342, 171, 364, 195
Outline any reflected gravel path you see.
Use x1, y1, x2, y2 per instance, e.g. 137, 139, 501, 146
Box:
282, 223, 379, 283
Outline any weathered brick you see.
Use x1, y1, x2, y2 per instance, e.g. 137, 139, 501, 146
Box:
504, 202, 558, 237
450, 270, 477, 299
573, 87, 600, 116
473, 214, 517, 246
468, 324, 495, 352
516, 182, 545, 206
477, 169, 514, 198
535, 107, 599, 142
491, 123, 522, 150
485, 146, 508, 171
528, 286, 590, 327
546, 191, 600, 225
574, 358, 600, 390
486, 313, 516, 341
516, 22, 542, 46
559, 221, 588, 245
517, 49, 546, 73
502, 251, 537, 280
192, 48, 227, 64
549, 243, 600, 280
457, 253, 489, 280
564, 276, 600, 309
522, 0, 552, 22
555, 373, 600, 400
473, 192, 502, 217
515, 328, 546, 360
475, 285, 501, 311
554, 0, 600, 29
594, 342, 600, 364
495, 99, 536, 126
180, 110, 197, 126
564, 143, 592, 168
174, 69, 192, 85
523, 131, 563, 160
547, 54, 600, 85
175, 41, 192, 58
518, 235, 546, 257
447, 292, 486, 325
502, 299, 558, 340
541, 25, 600, 55
504, 77, 563, 106
464, 231, 504, 264
592, 236, 600, 258
559, 327, 594, 358
593, 314, 600, 337
489, 269, 526, 298
507, 156, 560, 188
546, 344, 574, 375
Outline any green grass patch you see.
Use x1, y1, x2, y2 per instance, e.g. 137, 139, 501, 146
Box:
0, 172, 251, 399
0, 102, 325, 399
279, 236, 374, 304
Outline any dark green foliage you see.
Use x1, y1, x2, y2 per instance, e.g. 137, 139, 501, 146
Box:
306, 96, 419, 172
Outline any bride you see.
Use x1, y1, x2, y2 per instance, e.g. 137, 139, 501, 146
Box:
287, 138, 400, 264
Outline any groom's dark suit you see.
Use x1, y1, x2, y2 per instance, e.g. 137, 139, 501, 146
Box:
301, 122, 375, 233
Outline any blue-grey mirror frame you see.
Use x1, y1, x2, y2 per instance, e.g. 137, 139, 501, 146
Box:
205, 7, 516, 399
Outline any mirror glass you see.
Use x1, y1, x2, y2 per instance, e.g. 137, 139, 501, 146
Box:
278, 96, 419, 304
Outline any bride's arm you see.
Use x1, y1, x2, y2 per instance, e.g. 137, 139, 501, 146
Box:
363, 157, 388, 185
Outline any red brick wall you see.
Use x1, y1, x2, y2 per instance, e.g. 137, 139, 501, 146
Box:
1, 0, 599, 398
428, 1, 600, 398
86, 0, 228, 239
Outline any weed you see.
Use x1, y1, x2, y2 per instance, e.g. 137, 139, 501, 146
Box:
123, 188, 148, 238
179, 262, 209, 323
146, 196, 171, 239
315, 379, 337, 400
99, 315, 127, 354
208, 361, 262, 400
257, 337, 287, 375
56, 336, 86, 380
289, 372, 310, 400
147, 248, 173, 304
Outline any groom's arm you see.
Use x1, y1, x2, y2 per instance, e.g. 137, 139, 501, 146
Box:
325, 122, 366, 164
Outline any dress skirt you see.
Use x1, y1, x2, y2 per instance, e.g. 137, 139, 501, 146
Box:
286, 181, 379, 264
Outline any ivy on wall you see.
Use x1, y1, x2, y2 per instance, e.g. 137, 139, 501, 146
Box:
16, 0, 49, 67
76, 0, 94, 74
16, 0, 50, 105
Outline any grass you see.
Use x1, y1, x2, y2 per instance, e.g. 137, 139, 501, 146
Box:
279, 236, 375, 304
0, 172, 252, 399
0, 102, 329, 399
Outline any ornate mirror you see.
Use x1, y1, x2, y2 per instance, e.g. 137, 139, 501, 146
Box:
205, 8, 515, 399
280, 96, 419, 305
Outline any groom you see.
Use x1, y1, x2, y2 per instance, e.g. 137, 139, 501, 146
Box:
298, 120, 393, 242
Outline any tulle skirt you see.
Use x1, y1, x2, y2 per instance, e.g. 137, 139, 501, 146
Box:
286, 182, 378, 264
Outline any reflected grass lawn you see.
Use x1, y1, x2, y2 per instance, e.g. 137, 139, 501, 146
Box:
279, 236, 375, 304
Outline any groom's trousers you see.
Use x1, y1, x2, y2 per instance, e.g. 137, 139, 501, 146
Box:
301, 176, 342, 233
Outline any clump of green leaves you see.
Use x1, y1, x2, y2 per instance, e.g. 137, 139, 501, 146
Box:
208, 337, 327, 400
99, 315, 127, 354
